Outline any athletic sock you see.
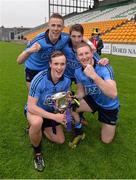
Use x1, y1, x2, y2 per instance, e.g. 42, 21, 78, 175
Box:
32, 143, 42, 155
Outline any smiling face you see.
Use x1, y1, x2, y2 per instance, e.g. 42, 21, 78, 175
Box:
50, 54, 66, 83
48, 17, 64, 43
77, 43, 94, 68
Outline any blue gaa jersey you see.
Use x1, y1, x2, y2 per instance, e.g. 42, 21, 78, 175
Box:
29, 69, 71, 111
62, 41, 101, 79
75, 64, 119, 110
93, 51, 101, 62
25, 30, 70, 71
62, 41, 81, 79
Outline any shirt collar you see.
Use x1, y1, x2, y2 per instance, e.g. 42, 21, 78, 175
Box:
45, 29, 61, 45
68, 40, 76, 53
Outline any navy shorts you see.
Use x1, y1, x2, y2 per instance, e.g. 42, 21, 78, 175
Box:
84, 95, 119, 125
42, 118, 60, 131
25, 67, 40, 82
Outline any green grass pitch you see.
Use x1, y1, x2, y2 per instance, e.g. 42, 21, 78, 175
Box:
0, 41, 136, 178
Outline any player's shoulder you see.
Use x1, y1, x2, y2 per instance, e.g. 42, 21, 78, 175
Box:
63, 74, 71, 82
75, 67, 82, 73
61, 32, 69, 37
33, 32, 45, 41
27, 32, 45, 47
36, 31, 45, 36
96, 64, 114, 75
31, 70, 48, 84
61, 32, 70, 40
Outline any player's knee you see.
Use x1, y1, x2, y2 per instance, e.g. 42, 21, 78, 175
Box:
101, 136, 113, 144
54, 136, 65, 144
58, 137, 65, 144
30, 117, 43, 130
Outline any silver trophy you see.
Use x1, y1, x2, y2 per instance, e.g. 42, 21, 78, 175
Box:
51, 92, 68, 111
51, 91, 72, 131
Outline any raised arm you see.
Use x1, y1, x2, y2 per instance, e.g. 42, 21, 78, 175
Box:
84, 64, 117, 99
17, 42, 41, 64
83, 36, 96, 52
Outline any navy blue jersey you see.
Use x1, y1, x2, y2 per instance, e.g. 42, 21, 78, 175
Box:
62, 41, 81, 78
29, 69, 71, 111
25, 31, 70, 71
75, 64, 119, 110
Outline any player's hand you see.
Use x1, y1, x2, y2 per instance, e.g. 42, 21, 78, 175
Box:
66, 91, 73, 102
54, 113, 66, 125
27, 43, 41, 54
98, 58, 109, 66
83, 37, 96, 51
84, 64, 96, 79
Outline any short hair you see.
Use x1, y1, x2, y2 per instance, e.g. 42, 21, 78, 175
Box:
76, 42, 92, 52
69, 24, 84, 35
49, 13, 64, 24
50, 51, 66, 62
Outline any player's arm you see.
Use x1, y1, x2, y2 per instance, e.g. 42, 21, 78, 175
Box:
76, 83, 86, 99
93, 51, 109, 66
17, 42, 41, 64
83, 36, 96, 52
98, 57, 109, 66
27, 96, 66, 124
84, 64, 117, 99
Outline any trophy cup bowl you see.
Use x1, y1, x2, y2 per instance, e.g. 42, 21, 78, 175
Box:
51, 92, 68, 111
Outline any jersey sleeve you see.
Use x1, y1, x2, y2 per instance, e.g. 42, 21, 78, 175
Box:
74, 70, 81, 84
29, 73, 43, 99
25, 32, 45, 50
101, 65, 115, 80
93, 51, 100, 62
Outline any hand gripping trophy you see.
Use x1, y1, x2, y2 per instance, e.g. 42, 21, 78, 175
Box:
51, 91, 80, 132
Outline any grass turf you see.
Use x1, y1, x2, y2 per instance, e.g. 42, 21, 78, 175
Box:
0, 41, 136, 178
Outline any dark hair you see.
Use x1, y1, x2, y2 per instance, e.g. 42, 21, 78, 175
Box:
50, 51, 66, 61
69, 24, 84, 35
49, 13, 64, 24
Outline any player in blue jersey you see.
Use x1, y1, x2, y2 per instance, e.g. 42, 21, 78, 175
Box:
71, 42, 120, 145
63, 23, 109, 81
17, 13, 70, 89
26, 51, 71, 171
63, 24, 110, 126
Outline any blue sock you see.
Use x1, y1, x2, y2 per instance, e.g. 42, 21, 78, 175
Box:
75, 122, 82, 129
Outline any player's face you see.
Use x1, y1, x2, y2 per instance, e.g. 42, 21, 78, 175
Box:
70, 31, 83, 48
50, 55, 66, 83
77, 46, 93, 68
48, 18, 64, 43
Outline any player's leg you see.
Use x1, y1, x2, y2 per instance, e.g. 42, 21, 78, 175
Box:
69, 99, 92, 148
99, 107, 119, 144
101, 123, 116, 143
43, 124, 65, 144
27, 112, 45, 171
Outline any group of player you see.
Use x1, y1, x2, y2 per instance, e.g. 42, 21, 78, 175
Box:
17, 13, 120, 172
